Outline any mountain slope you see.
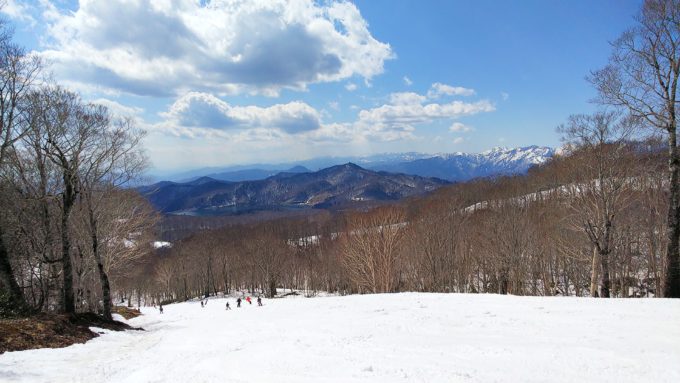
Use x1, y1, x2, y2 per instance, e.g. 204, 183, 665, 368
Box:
181, 166, 311, 183
141, 163, 447, 215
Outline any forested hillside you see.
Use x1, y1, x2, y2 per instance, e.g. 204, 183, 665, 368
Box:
136, 139, 668, 301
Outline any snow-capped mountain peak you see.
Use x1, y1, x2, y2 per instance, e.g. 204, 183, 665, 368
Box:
367, 146, 555, 181
479, 146, 554, 165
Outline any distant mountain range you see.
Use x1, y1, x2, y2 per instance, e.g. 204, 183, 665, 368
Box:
368, 146, 555, 181
140, 163, 448, 215
179, 165, 311, 183
155, 146, 555, 183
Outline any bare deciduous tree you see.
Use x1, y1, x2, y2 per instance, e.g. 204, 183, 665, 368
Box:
79, 116, 148, 319
340, 207, 406, 293
558, 111, 638, 297
589, 0, 680, 297
0, 13, 41, 314
28, 87, 108, 314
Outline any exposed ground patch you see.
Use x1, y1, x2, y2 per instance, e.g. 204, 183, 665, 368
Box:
0, 312, 141, 354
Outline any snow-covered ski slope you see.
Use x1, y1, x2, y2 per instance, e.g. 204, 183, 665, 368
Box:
1, 293, 678, 382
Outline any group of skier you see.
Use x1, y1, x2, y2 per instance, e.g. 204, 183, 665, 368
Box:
232, 296, 263, 308
157, 295, 263, 313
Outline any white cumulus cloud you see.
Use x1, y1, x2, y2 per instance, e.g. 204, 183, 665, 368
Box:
159, 92, 321, 134
154, 84, 495, 144
389, 92, 427, 106
359, 99, 494, 126
347, 86, 493, 142
91, 98, 144, 119
37, 0, 394, 97
0, 0, 36, 24
427, 82, 475, 99
449, 122, 473, 133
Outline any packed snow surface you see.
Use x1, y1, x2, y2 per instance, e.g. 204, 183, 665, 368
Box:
1, 293, 679, 382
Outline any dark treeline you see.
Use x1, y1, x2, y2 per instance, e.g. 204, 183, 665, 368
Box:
157, 209, 330, 242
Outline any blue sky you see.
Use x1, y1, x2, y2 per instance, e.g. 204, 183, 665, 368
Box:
3, 0, 641, 172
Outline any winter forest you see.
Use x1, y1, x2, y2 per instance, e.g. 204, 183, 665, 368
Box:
148, 141, 671, 301
0, 1, 679, 382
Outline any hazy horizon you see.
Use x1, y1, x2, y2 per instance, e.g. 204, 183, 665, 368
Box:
147, 144, 554, 178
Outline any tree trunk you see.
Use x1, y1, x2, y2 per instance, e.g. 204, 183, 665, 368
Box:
61, 177, 76, 315
89, 208, 112, 320
269, 279, 276, 298
0, 228, 29, 314
183, 277, 188, 300
589, 246, 599, 297
648, 208, 660, 297
663, 131, 680, 298
499, 269, 508, 295
600, 249, 611, 298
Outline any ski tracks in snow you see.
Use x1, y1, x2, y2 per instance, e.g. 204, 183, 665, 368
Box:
1, 293, 679, 382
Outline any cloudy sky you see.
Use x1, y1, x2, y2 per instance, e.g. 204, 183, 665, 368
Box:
5, 0, 640, 173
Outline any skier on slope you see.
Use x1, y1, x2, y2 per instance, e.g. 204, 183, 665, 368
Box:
257, 296, 262, 306
201, 301, 204, 308
226, 302, 231, 310
159, 304, 163, 314
237, 298, 242, 307
246, 296, 252, 305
